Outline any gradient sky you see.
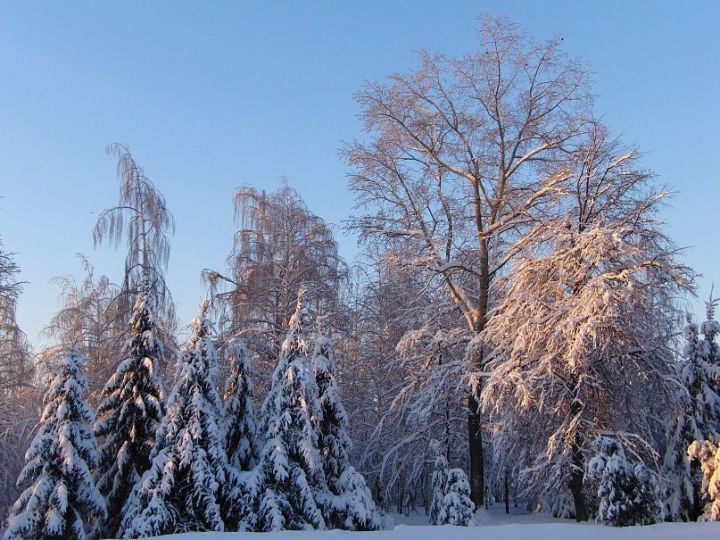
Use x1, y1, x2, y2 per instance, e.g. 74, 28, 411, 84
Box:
0, 1, 718, 344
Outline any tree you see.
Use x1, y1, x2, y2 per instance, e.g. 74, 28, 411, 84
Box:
93, 291, 166, 538
313, 328, 382, 530
688, 439, 720, 521
93, 143, 177, 364
479, 125, 692, 520
203, 184, 346, 393
0, 239, 35, 519
429, 441, 474, 526
663, 306, 720, 520
223, 337, 257, 471
253, 293, 327, 531
346, 15, 592, 505
4, 348, 105, 540
119, 303, 231, 537
43, 257, 125, 405
586, 436, 662, 526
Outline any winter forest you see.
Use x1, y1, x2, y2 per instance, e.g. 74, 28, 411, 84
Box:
1, 13, 719, 540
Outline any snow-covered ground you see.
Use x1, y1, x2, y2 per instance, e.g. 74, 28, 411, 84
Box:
3, 507, 716, 539
153, 507, 720, 539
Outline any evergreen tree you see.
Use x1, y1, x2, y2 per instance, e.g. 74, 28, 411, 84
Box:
4, 348, 105, 540
253, 293, 327, 531
313, 331, 381, 530
119, 303, 231, 537
93, 291, 166, 538
663, 308, 720, 520
587, 436, 662, 526
223, 336, 257, 471
688, 439, 720, 521
429, 441, 474, 526
429, 441, 449, 525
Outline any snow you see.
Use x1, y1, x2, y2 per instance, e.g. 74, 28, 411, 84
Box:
138, 511, 720, 540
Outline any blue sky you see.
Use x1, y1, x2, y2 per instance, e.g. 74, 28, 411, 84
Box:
0, 1, 718, 343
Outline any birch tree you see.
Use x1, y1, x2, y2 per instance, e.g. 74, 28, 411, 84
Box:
93, 143, 176, 352
0, 240, 35, 520
346, 16, 592, 504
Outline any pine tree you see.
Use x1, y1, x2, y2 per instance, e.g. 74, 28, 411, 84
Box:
688, 439, 720, 521
313, 331, 381, 530
119, 303, 232, 537
253, 293, 327, 531
587, 436, 662, 526
429, 441, 474, 526
663, 308, 720, 520
223, 336, 257, 471
4, 348, 105, 540
93, 291, 166, 538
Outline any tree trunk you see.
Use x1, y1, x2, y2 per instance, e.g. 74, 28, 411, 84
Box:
468, 392, 484, 507
567, 440, 588, 522
504, 470, 510, 514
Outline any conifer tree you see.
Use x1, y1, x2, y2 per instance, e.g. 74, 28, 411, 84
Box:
253, 293, 327, 531
587, 436, 662, 526
93, 291, 166, 538
429, 441, 474, 526
663, 306, 720, 520
223, 337, 257, 471
4, 348, 105, 540
429, 441, 449, 526
119, 303, 231, 537
313, 330, 381, 530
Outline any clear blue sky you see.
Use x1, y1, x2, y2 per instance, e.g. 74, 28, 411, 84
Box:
0, 1, 718, 344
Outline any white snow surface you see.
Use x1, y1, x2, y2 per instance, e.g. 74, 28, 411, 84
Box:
135, 508, 720, 539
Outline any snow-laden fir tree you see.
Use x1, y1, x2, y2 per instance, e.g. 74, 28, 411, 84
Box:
93, 291, 166, 538
252, 292, 327, 531
312, 328, 381, 530
663, 300, 720, 521
223, 336, 257, 471
428, 441, 474, 526
688, 439, 720, 521
586, 436, 662, 526
429, 441, 449, 525
119, 303, 233, 537
4, 348, 105, 540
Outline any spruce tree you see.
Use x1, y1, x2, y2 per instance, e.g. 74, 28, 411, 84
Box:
587, 436, 662, 526
429, 441, 474, 526
429, 441, 449, 526
223, 336, 257, 471
663, 308, 720, 520
253, 293, 327, 531
93, 291, 166, 538
4, 348, 105, 540
119, 303, 231, 537
313, 331, 381, 530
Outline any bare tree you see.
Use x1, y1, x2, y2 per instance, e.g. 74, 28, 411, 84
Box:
204, 184, 346, 388
94, 143, 176, 326
43, 256, 125, 405
480, 124, 694, 520
345, 15, 592, 504
0, 239, 36, 520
